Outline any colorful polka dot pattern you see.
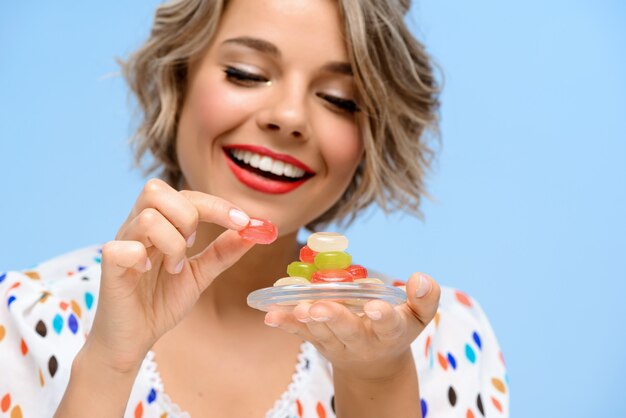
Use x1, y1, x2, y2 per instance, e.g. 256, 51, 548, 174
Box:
0, 247, 508, 417
0, 247, 103, 417
417, 288, 509, 418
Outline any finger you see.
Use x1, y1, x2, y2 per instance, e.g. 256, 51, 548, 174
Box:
307, 301, 368, 351
123, 179, 199, 244
264, 310, 316, 341
188, 229, 256, 290
399, 273, 441, 338
363, 299, 406, 344
101, 240, 151, 278
294, 302, 345, 352
179, 189, 251, 231
120, 208, 188, 275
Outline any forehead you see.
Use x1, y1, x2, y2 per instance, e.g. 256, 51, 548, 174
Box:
215, 0, 349, 63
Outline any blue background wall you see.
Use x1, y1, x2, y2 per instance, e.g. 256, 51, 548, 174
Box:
1, 1, 625, 417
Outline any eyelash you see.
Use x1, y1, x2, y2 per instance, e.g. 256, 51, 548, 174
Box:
223, 66, 360, 114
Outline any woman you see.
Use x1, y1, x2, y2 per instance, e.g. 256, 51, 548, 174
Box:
0, 0, 509, 417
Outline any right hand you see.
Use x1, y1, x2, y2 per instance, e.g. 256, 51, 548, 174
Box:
86, 178, 255, 373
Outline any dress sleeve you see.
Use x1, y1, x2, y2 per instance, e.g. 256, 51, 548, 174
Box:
0, 246, 102, 417
411, 287, 510, 418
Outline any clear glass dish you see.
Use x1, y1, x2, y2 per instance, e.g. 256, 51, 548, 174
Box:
247, 282, 407, 313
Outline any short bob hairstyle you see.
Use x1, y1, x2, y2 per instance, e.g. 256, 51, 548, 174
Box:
120, 0, 441, 231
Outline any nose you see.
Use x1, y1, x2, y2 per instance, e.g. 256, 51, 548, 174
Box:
256, 80, 309, 141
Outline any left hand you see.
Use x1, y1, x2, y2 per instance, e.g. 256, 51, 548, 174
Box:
264, 272, 441, 380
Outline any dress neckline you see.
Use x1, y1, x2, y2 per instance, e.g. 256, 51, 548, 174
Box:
141, 341, 314, 418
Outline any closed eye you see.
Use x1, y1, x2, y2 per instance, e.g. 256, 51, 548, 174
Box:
224, 66, 268, 85
317, 93, 360, 114
224, 66, 360, 113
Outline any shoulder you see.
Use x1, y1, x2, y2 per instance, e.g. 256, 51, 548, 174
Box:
1, 244, 102, 293
0, 245, 104, 416
1, 245, 103, 318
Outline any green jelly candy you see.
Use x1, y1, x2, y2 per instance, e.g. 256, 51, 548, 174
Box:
287, 262, 317, 280
314, 251, 352, 270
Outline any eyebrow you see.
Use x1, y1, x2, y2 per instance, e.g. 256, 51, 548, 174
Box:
223, 37, 280, 57
221, 36, 353, 76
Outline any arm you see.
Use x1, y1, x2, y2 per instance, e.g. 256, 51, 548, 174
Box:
333, 350, 421, 418
54, 341, 142, 418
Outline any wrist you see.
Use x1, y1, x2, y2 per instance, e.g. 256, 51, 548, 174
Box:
333, 349, 416, 383
78, 334, 146, 376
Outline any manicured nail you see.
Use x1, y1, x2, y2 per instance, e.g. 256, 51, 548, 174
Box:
264, 316, 278, 327
145, 258, 152, 271
364, 309, 382, 321
415, 274, 432, 298
186, 231, 196, 248
174, 259, 184, 274
229, 208, 250, 227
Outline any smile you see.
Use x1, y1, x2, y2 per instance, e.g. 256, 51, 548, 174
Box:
223, 145, 316, 194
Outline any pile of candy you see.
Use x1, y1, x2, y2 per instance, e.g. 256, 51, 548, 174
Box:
274, 232, 383, 286
237, 219, 383, 287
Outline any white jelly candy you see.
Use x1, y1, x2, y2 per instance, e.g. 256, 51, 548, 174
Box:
307, 232, 349, 252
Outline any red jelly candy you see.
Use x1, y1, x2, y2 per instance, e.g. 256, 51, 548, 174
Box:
238, 218, 278, 244
310, 269, 354, 283
345, 264, 367, 279
299, 245, 318, 263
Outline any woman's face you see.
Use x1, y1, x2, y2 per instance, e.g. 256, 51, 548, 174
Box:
176, 0, 363, 235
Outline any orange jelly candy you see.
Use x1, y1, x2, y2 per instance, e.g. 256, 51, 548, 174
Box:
238, 218, 278, 244
346, 264, 368, 279
299, 245, 318, 263
310, 269, 354, 283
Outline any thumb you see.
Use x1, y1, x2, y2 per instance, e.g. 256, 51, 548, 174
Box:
188, 229, 256, 290
399, 272, 441, 331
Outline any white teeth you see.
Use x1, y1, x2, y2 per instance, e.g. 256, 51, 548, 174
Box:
270, 160, 285, 176
259, 156, 273, 171
228, 149, 307, 179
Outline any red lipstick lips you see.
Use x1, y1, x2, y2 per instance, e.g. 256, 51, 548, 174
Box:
223, 144, 316, 194
223, 144, 315, 174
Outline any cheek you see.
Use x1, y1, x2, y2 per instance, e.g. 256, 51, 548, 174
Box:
318, 120, 362, 176
190, 72, 253, 138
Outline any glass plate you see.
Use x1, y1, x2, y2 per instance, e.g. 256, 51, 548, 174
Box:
247, 282, 407, 313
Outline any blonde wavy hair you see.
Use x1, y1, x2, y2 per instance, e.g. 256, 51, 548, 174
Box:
119, 0, 441, 231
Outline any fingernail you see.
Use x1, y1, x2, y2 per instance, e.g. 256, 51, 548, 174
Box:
415, 274, 432, 298
229, 208, 250, 227
186, 231, 196, 248
297, 316, 312, 323
311, 315, 330, 322
264, 316, 278, 327
174, 260, 184, 274
145, 258, 152, 271
364, 309, 382, 320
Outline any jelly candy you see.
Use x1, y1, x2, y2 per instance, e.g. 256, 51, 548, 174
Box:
354, 278, 384, 284
307, 232, 349, 252
299, 245, 318, 263
313, 251, 352, 270
273, 276, 310, 286
310, 269, 354, 283
238, 218, 277, 244
346, 264, 368, 279
287, 262, 317, 280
